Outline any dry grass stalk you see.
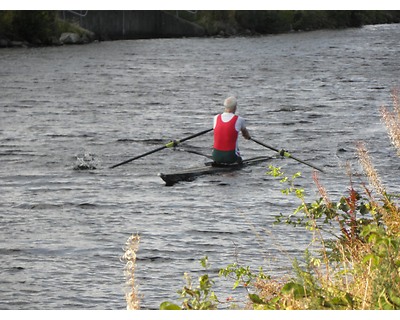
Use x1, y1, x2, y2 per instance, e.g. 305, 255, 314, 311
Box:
391, 88, 400, 116
254, 277, 285, 302
122, 234, 141, 310
312, 171, 332, 209
335, 238, 376, 309
356, 142, 386, 197
355, 142, 400, 234
380, 88, 400, 156
381, 107, 400, 156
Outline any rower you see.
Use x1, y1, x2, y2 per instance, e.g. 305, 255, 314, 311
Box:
212, 96, 251, 165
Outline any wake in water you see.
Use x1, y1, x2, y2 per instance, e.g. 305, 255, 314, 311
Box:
73, 152, 98, 170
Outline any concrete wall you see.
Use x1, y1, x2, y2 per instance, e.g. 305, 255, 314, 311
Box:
62, 11, 205, 40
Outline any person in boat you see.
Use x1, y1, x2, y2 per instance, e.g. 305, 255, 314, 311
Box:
212, 96, 251, 165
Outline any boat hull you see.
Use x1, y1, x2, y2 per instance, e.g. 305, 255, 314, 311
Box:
159, 156, 272, 186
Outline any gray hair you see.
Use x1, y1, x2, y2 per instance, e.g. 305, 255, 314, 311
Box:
224, 96, 237, 111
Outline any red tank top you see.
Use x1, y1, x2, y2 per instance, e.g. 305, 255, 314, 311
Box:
213, 114, 239, 151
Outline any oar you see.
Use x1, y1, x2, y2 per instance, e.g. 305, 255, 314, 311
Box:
110, 128, 213, 169
176, 148, 213, 160
250, 137, 324, 173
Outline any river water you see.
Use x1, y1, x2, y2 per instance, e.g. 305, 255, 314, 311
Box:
1, 24, 399, 310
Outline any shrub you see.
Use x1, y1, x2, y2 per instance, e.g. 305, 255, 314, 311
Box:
10, 11, 57, 43
249, 89, 400, 310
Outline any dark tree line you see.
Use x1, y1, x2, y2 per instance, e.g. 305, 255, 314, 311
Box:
1, 10, 400, 45
176, 10, 400, 35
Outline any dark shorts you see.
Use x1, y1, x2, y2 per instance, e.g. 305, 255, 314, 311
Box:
212, 149, 242, 164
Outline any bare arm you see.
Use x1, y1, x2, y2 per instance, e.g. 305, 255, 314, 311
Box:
241, 127, 251, 140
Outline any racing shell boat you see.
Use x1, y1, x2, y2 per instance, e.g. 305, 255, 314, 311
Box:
159, 156, 272, 186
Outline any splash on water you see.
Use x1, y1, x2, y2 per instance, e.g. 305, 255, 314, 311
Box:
73, 152, 98, 170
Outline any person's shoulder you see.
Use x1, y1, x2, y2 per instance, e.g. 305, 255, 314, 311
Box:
237, 115, 246, 126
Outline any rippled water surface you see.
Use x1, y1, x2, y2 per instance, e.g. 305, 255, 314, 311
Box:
1, 24, 399, 309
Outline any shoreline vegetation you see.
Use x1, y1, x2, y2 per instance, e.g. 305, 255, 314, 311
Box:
124, 89, 400, 310
0, 11, 95, 47
1, 10, 400, 48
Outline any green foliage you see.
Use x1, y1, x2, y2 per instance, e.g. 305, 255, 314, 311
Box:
281, 281, 306, 298
266, 165, 303, 197
178, 273, 218, 310
0, 11, 58, 43
0, 10, 90, 45
178, 10, 400, 36
219, 262, 272, 309
235, 11, 294, 34
13, 11, 57, 42
282, 251, 356, 310
160, 256, 219, 310
361, 225, 400, 309
219, 263, 269, 290
0, 11, 14, 37
291, 11, 361, 30
263, 165, 400, 309
159, 301, 181, 310
269, 165, 377, 245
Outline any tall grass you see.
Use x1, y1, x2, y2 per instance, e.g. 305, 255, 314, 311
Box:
122, 234, 140, 310
381, 88, 400, 157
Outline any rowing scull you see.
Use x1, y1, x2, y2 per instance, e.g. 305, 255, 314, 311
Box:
159, 155, 272, 186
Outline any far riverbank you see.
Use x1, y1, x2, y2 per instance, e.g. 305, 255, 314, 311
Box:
1, 10, 400, 48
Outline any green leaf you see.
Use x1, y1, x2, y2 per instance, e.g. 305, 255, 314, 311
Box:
160, 301, 182, 310
282, 282, 306, 298
388, 290, 400, 307
200, 256, 209, 269
328, 294, 353, 307
249, 293, 265, 304
293, 172, 302, 179
362, 253, 380, 267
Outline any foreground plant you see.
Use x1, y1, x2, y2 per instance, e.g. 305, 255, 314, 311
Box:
122, 234, 141, 310
160, 256, 219, 310
245, 159, 399, 310
247, 89, 400, 310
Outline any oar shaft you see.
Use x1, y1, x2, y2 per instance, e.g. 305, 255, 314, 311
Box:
286, 153, 324, 173
178, 128, 213, 143
250, 138, 279, 153
250, 138, 324, 173
109, 145, 167, 169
